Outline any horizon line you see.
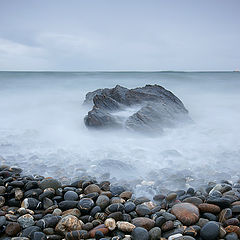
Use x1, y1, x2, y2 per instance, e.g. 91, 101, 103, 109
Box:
0, 70, 238, 73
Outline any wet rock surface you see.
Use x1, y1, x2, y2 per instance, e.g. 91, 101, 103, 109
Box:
84, 84, 191, 133
1, 165, 240, 239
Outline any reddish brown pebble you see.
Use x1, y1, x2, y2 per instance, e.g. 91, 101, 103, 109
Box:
171, 203, 200, 226
225, 225, 240, 237
89, 224, 109, 238
5, 222, 21, 236
161, 220, 174, 232
198, 203, 221, 214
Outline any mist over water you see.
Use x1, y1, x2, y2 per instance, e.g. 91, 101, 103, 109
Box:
0, 71, 240, 196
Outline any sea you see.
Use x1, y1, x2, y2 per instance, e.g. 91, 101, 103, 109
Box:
0, 71, 240, 196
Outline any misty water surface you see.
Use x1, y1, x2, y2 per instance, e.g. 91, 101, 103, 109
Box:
0, 71, 239, 196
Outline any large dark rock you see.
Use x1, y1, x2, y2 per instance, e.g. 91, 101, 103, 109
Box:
84, 84, 191, 133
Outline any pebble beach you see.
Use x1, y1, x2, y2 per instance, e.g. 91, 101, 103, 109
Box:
1, 165, 240, 239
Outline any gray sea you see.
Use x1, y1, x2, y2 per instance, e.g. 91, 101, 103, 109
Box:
0, 71, 240, 196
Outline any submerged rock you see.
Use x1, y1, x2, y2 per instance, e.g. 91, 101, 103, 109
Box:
84, 84, 191, 133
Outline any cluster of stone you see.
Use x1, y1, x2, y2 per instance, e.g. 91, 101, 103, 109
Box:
1, 165, 240, 239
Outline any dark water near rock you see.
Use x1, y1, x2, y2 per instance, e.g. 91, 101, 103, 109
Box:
0, 71, 240, 196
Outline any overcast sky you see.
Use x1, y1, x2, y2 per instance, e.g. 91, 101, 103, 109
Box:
0, 0, 239, 71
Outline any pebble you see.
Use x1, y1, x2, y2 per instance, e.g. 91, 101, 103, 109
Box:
132, 217, 155, 231
39, 179, 61, 190
200, 221, 220, 240
168, 234, 183, 240
17, 214, 35, 228
171, 203, 200, 226
117, 221, 135, 232
136, 204, 151, 216
64, 191, 79, 201
5, 222, 21, 236
198, 203, 221, 213
77, 198, 95, 214
183, 196, 203, 206
65, 230, 89, 239
96, 195, 110, 209
59, 200, 78, 210
104, 218, 116, 231
124, 201, 136, 213
89, 224, 109, 238
55, 215, 83, 235
131, 227, 149, 240
225, 232, 239, 240
84, 184, 101, 194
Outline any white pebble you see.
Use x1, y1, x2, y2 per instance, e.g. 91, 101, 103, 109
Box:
168, 233, 183, 240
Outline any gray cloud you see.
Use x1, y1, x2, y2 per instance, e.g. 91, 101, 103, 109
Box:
0, 0, 239, 71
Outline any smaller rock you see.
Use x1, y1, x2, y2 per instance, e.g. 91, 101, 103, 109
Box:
5, 222, 21, 236
18, 214, 35, 228
131, 227, 149, 240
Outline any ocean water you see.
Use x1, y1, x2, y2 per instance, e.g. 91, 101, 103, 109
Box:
0, 71, 240, 196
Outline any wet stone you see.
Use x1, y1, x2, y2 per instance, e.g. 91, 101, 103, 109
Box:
225, 232, 239, 240
161, 212, 176, 221
62, 208, 81, 218
39, 179, 61, 191
43, 227, 55, 235
161, 220, 174, 232
65, 230, 89, 240
21, 226, 42, 238
131, 227, 149, 240
149, 227, 161, 240
107, 203, 125, 213
24, 181, 39, 191
5, 222, 21, 236
17, 214, 35, 228
198, 203, 221, 214
136, 204, 151, 216
64, 191, 79, 201
89, 224, 109, 238
231, 205, 240, 213
55, 215, 83, 235
0, 196, 5, 207
8, 180, 24, 188
108, 211, 124, 221
117, 221, 135, 232
200, 221, 220, 240
219, 208, 232, 223
84, 184, 101, 194
183, 196, 203, 206
77, 198, 95, 214
120, 191, 132, 199
132, 217, 155, 231
110, 186, 125, 196
124, 202, 136, 213
166, 193, 177, 201
225, 218, 240, 226
207, 197, 232, 208
96, 195, 110, 210
0, 215, 6, 226
58, 200, 78, 210
202, 212, 218, 221
21, 198, 41, 210
36, 216, 60, 229
171, 203, 200, 226
155, 216, 166, 228
33, 232, 47, 240
104, 218, 116, 231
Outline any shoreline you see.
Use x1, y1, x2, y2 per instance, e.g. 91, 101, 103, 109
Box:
1, 165, 240, 239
